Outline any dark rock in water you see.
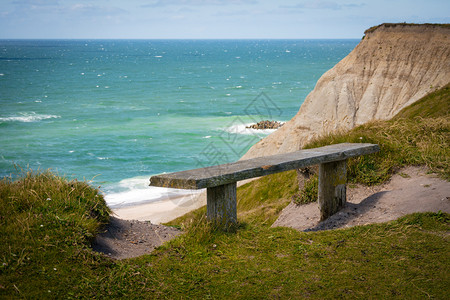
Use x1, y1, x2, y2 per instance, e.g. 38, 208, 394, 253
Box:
246, 120, 284, 130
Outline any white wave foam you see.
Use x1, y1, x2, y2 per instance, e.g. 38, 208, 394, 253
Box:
0, 112, 61, 123
225, 85, 243, 90
103, 176, 203, 208
223, 122, 282, 136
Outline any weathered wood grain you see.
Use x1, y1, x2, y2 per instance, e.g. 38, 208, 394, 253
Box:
318, 160, 347, 221
206, 183, 237, 230
149, 143, 380, 189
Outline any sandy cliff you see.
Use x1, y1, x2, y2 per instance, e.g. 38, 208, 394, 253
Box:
242, 24, 450, 159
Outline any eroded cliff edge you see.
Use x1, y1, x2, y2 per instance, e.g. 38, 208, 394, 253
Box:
242, 23, 450, 159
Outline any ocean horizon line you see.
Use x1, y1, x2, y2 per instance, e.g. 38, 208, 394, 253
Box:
0, 38, 361, 41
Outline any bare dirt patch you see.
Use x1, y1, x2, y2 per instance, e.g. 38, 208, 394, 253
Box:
273, 166, 450, 231
92, 217, 182, 260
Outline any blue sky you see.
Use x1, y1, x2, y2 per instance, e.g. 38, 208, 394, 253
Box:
1, 0, 449, 39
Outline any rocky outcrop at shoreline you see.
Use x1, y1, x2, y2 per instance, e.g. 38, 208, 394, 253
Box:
242, 23, 450, 160
246, 120, 284, 130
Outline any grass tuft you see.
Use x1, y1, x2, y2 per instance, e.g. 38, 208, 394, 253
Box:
0, 169, 111, 297
305, 115, 449, 184
293, 174, 318, 205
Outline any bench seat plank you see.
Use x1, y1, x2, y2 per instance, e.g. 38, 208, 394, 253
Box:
150, 143, 379, 189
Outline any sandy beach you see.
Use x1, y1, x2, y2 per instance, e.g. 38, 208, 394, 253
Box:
112, 190, 207, 224
111, 177, 259, 224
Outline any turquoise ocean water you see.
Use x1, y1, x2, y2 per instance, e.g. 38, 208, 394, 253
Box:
0, 39, 358, 207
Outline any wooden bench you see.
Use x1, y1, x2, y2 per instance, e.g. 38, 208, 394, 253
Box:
150, 143, 380, 229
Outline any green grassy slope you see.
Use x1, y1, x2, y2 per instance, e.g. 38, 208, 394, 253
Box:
394, 84, 450, 119
1, 84, 449, 298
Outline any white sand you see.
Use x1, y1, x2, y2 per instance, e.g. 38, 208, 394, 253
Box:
113, 191, 206, 224
111, 178, 258, 224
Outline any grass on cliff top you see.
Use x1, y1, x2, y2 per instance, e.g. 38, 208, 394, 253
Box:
1, 84, 449, 298
1, 175, 449, 298
364, 22, 450, 34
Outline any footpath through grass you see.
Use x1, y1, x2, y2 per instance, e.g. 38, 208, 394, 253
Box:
1, 84, 449, 298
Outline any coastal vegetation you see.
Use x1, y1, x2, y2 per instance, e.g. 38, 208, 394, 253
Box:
364, 22, 450, 35
1, 84, 449, 298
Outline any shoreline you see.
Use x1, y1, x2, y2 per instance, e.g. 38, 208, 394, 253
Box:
112, 191, 206, 224
111, 177, 258, 223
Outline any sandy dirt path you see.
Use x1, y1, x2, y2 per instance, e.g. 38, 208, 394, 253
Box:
273, 166, 450, 231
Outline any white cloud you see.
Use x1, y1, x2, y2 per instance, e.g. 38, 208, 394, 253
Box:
11, 0, 60, 5
213, 9, 252, 16
69, 3, 128, 16
142, 0, 258, 8
280, 1, 365, 11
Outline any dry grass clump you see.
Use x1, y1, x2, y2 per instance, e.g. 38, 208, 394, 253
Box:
308, 116, 449, 182
293, 116, 449, 204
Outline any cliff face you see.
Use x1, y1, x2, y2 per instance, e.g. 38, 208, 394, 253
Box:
242, 24, 450, 159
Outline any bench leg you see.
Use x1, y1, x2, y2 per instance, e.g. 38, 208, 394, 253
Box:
206, 182, 237, 230
318, 159, 347, 221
